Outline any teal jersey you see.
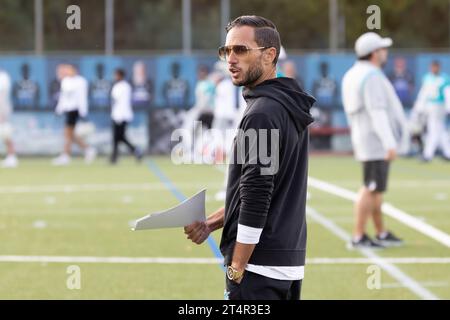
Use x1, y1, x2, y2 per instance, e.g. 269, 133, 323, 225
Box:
421, 72, 450, 104
276, 64, 285, 78
199, 79, 215, 96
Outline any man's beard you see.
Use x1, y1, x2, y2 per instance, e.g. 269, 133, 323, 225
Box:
234, 59, 264, 87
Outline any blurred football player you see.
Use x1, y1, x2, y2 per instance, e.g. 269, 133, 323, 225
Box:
53, 64, 97, 166
412, 60, 450, 162
0, 68, 18, 168
110, 68, 142, 164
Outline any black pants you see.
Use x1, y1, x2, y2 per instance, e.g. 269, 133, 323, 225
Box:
226, 271, 302, 300
111, 121, 136, 162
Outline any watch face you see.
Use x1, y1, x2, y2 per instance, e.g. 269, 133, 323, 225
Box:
226, 266, 234, 280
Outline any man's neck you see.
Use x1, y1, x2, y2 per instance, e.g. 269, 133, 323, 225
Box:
369, 59, 381, 68
246, 68, 277, 89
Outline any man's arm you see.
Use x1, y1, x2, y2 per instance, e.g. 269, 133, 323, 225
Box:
230, 225, 263, 283
230, 242, 256, 283
184, 207, 225, 244
444, 84, 450, 113
363, 75, 397, 160
230, 113, 277, 281
79, 79, 89, 118
206, 207, 225, 233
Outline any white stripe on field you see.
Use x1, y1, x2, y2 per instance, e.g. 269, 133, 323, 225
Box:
0, 255, 448, 265
306, 206, 439, 300
308, 257, 450, 264
308, 176, 450, 248
311, 180, 450, 188
0, 182, 221, 194
0, 256, 223, 264
382, 281, 448, 289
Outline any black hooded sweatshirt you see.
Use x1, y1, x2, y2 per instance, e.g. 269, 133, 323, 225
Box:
220, 77, 315, 267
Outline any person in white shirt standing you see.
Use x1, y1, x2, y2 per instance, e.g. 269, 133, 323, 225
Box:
342, 32, 409, 249
411, 60, 450, 162
53, 64, 97, 166
0, 69, 18, 168
110, 69, 142, 164
212, 61, 246, 201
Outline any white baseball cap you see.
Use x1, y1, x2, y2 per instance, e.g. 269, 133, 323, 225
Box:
355, 32, 393, 57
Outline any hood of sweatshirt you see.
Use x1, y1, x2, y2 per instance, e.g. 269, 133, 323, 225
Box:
242, 77, 315, 133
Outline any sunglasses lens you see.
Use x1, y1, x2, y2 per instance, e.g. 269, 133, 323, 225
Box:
233, 45, 248, 56
218, 45, 248, 60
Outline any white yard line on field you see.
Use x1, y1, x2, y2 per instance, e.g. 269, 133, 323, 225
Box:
0, 255, 448, 265
306, 206, 440, 300
0, 256, 223, 264
382, 281, 448, 289
311, 180, 450, 188
214, 164, 450, 247
0, 182, 221, 194
307, 257, 450, 264
308, 177, 450, 248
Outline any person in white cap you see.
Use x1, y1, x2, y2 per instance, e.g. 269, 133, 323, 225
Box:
0, 69, 18, 168
342, 32, 409, 249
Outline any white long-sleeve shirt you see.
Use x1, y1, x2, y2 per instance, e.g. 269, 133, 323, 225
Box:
236, 224, 304, 281
0, 71, 12, 121
342, 61, 409, 161
56, 75, 89, 117
111, 80, 133, 123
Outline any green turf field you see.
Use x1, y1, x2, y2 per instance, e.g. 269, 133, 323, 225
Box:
0, 156, 449, 299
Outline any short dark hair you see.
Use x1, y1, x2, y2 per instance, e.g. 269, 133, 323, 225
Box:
226, 15, 281, 66
66, 63, 78, 70
115, 68, 126, 79
431, 60, 440, 67
358, 52, 373, 61
198, 64, 209, 73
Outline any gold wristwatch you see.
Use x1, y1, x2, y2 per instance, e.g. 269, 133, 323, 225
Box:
226, 266, 244, 281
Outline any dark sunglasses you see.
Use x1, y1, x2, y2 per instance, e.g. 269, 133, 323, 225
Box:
218, 45, 269, 61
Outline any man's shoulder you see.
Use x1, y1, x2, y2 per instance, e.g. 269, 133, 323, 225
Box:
245, 96, 283, 118
242, 97, 286, 130
116, 80, 131, 89
441, 73, 450, 84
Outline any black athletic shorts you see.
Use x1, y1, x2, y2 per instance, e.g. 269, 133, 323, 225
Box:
65, 110, 79, 127
362, 160, 390, 193
197, 111, 214, 129
225, 271, 302, 300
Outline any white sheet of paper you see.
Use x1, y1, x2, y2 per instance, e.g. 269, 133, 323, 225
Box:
132, 189, 206, 231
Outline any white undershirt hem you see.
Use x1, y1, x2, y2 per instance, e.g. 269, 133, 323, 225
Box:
236, 224, 263, 244
245, 265, 304, 281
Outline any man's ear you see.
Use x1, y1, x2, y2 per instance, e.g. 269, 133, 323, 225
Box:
263, 47, 277, 66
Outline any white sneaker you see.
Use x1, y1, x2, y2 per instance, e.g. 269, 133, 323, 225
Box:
84, 147, 97, 164
1, 155, 18, 168
52, 154, 71, 166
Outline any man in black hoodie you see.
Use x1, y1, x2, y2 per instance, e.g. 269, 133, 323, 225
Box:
184, 15, 315, 300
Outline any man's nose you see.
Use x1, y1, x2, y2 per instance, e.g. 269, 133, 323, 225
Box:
227, 50, 238, 64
